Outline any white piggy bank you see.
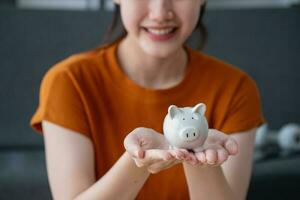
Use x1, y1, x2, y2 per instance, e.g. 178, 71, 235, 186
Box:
163, 103, 209, 152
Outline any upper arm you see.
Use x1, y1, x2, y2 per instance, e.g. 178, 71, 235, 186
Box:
42, 120, 96, 200
221, 128, 257, 200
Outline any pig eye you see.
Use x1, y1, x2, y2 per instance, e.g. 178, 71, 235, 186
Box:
192, 117, 194, 119
183, 118, 185, 120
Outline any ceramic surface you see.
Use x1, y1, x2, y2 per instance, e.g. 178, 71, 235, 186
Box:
163, 103, 209, 152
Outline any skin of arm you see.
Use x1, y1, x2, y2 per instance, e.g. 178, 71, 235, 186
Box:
42, 120, 150, 200
183, 128, 256, 200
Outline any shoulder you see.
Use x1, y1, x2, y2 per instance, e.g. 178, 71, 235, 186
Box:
42, 43, 115, 83
190, 49, 247, 78
188, 48, 254, 87
48, 43, 112, 74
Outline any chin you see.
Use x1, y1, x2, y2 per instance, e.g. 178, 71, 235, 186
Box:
140, 41, 181, 59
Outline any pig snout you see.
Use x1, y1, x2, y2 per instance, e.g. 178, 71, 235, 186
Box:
179, 127, 199, 142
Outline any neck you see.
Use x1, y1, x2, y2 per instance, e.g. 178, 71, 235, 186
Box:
117, 37, 188, 89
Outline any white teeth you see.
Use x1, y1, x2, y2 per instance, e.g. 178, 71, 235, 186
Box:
146, 28, 174, 35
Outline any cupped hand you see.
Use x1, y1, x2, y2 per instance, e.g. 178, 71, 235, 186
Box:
124, 127, 190, 173
186, 129, 239, 166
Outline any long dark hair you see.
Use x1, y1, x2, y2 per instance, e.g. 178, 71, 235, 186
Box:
102, 2, 207, 50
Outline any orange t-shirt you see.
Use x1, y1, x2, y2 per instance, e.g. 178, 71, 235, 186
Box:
30, 40, 265, 199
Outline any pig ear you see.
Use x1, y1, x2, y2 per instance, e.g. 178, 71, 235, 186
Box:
192, 103, 206, 115
168, 105, 179, 119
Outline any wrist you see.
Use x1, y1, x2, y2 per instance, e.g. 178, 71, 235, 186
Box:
183, 161, 221, 171
183, 162, 225, 181
182, 161, 200, 169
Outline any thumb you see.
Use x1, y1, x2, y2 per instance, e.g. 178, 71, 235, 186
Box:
124, 133, 145, 159
135, 148, 145, 159
225, 138, 239, 155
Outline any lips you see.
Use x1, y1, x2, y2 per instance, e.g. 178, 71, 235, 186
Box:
142, 27, 178, 41
145, 27, 176, 35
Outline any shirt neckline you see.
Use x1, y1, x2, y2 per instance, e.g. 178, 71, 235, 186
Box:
105, 39, 202, 103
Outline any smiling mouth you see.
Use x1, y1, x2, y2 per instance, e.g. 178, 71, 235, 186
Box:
143, 27, 178, 36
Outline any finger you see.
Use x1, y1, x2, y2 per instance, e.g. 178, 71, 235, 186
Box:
178, 149, 190, 158
181, 150, 191, 159
185, 152, 199, 165
144, 149, 173, 165
131, 149, 145, 159
137, 150, 173, 167
168, 149, 187, 160
216, 149, 228, 165
205, 149, 218, 165
195, 151, 206, 163
225, 138, 239, 155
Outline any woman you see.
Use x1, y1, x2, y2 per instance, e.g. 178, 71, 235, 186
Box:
30, 0, 265, 199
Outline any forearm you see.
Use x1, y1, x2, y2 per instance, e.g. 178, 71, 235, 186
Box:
74, 152, 150, 200
183, 163, 237, 200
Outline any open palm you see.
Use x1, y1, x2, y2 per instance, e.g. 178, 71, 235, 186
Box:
124, 128, 189, 173
192, 129, 239, 166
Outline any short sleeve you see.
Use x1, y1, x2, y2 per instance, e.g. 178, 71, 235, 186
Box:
220, 75, 266, 134
30, 67, 91, 138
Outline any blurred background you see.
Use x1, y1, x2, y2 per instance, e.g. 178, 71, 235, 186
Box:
0, 0, 300, 199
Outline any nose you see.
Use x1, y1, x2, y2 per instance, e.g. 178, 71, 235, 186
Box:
149, 0, 174, 22
180, 127, 199, 142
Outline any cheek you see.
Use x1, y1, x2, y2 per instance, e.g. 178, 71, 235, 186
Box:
177, 4, 201, 33
120, 3, 145, 33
